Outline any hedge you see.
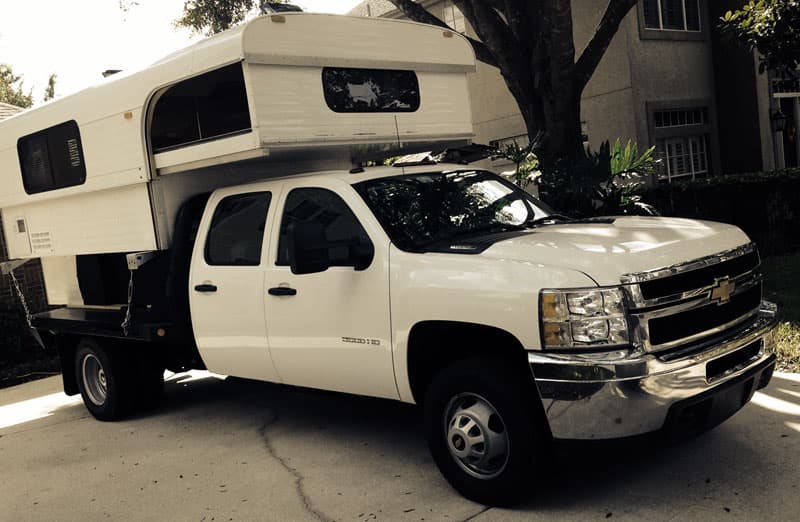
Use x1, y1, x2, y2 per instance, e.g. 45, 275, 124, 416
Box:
637, 168, 800, 256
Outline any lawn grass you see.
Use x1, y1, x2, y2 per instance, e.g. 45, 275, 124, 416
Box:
762, 253, 800, 372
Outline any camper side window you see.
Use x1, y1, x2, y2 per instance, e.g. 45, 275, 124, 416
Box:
17, 120, 86, 194
322, 67, 420, 113
205, 192, 271, 266
151, 63, 252, 152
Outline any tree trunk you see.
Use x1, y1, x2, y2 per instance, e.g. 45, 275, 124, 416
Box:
539, 91, 584, 165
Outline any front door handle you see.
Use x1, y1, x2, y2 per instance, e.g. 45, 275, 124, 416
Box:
194, 284, 218, 293
268, 286, 297, 297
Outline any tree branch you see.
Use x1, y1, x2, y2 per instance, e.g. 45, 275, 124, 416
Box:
574, 0, 637, 92
455, 1, 522, 70
386, 0, 498, 67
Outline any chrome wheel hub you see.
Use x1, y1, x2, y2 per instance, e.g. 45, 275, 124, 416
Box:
82, 353, 108, 406
444, 393, 509, 479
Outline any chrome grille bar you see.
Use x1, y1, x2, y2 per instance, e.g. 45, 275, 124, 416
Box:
621, 243, 764, 353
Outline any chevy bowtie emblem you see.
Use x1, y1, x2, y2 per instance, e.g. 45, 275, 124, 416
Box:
710, 277, 735, 305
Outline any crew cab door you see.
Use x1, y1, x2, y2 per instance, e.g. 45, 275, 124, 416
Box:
189, 189, 281, 382
263, 184, 398, 399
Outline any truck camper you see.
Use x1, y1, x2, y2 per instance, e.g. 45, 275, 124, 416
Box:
0, 13, 779, 506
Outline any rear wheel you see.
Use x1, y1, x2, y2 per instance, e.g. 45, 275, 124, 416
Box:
75, 338, 164, 420
75, 339, 130, 421
424, 357, 549, 506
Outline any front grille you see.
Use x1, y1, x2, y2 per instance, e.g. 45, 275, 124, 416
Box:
648, 283, 762, 346
639, 250, 759, 300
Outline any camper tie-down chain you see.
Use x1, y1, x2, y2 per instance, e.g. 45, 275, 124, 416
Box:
9, 269, 34, 330
1, 259, 45, 349
121, 269, 134, 337
122, 252, 158, 337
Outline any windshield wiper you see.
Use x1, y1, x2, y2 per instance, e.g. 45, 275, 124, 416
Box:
415, 223, 530, 250
524, 214, 573, 228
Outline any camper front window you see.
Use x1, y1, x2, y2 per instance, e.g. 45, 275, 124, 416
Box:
150, 63, 252, 153
17, 120, 86, 194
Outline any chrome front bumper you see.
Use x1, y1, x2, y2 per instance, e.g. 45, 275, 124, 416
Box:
529, 301, 779, 440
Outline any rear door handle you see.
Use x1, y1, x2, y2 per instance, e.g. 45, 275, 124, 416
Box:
194, 284, 218, 293
268, 286, 297, 296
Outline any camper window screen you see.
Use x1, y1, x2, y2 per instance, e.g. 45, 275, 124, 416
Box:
151, 63, 252, 152
18, 120, 86, 194
322, 68, 420, 113
205, 192, 271, 266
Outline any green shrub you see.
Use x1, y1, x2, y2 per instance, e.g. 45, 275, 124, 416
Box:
637, 168, 800, 255
538, 139, 656, 217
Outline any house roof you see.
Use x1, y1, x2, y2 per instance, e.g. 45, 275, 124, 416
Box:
347, 0, 397, 18
0, 102, 24, 121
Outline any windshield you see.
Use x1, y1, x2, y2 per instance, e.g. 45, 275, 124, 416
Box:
354, 170, 554, 252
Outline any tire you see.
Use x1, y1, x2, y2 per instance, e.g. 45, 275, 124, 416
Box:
424, 357, 550, 506
75, 338, 131, 421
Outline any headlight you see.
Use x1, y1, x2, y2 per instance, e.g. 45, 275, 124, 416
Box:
540, 287, 630, 349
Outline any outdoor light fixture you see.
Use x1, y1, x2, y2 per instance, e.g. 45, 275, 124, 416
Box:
771, 108, 788, 133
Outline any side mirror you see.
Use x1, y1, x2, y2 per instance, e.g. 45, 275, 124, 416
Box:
350, 238, 374, 271
288, 222, 375, 275
288, 222, 331, 275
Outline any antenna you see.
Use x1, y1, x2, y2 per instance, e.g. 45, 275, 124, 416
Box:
394, 115, 406, 175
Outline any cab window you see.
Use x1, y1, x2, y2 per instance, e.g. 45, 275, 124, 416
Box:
205, 192, 271, 266
276, 188, 370, 266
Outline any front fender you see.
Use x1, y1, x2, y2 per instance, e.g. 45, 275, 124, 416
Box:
389, 246, 596, 402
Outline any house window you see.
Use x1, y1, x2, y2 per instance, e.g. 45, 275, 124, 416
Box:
654, 108, 707, 128
643, 0, 701, 32
651, 104, 712, 181
18, 120, 86, 194
322, 67, 420, 113
443, 1, 466, 33
658, 136, 708, 181
150, 63, 252, 153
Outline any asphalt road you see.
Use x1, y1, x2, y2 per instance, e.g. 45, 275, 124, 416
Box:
1, 371, 799, 521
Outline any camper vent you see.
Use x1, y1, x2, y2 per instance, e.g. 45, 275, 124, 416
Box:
30, 231, 53, 252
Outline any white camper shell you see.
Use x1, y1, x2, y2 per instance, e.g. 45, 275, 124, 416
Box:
0, 13, 475, 267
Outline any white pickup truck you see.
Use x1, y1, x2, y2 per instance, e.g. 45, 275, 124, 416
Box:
29, 163, 778, 504
0, 13, 777, 505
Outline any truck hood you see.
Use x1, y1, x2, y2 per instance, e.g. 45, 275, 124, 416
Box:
480, 217, 751, 286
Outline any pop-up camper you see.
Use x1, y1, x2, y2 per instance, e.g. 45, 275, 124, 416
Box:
0, 13, 474, 305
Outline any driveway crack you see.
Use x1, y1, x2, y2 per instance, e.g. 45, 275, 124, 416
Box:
259, 413, 334, 522
461, 505, 491, 521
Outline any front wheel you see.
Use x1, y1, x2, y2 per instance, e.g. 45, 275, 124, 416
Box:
424, 357, 549, 506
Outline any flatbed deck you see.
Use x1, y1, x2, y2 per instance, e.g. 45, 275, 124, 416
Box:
32, 308, 172, 342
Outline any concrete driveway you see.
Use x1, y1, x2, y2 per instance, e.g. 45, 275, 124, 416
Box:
1, 371, 799, 521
